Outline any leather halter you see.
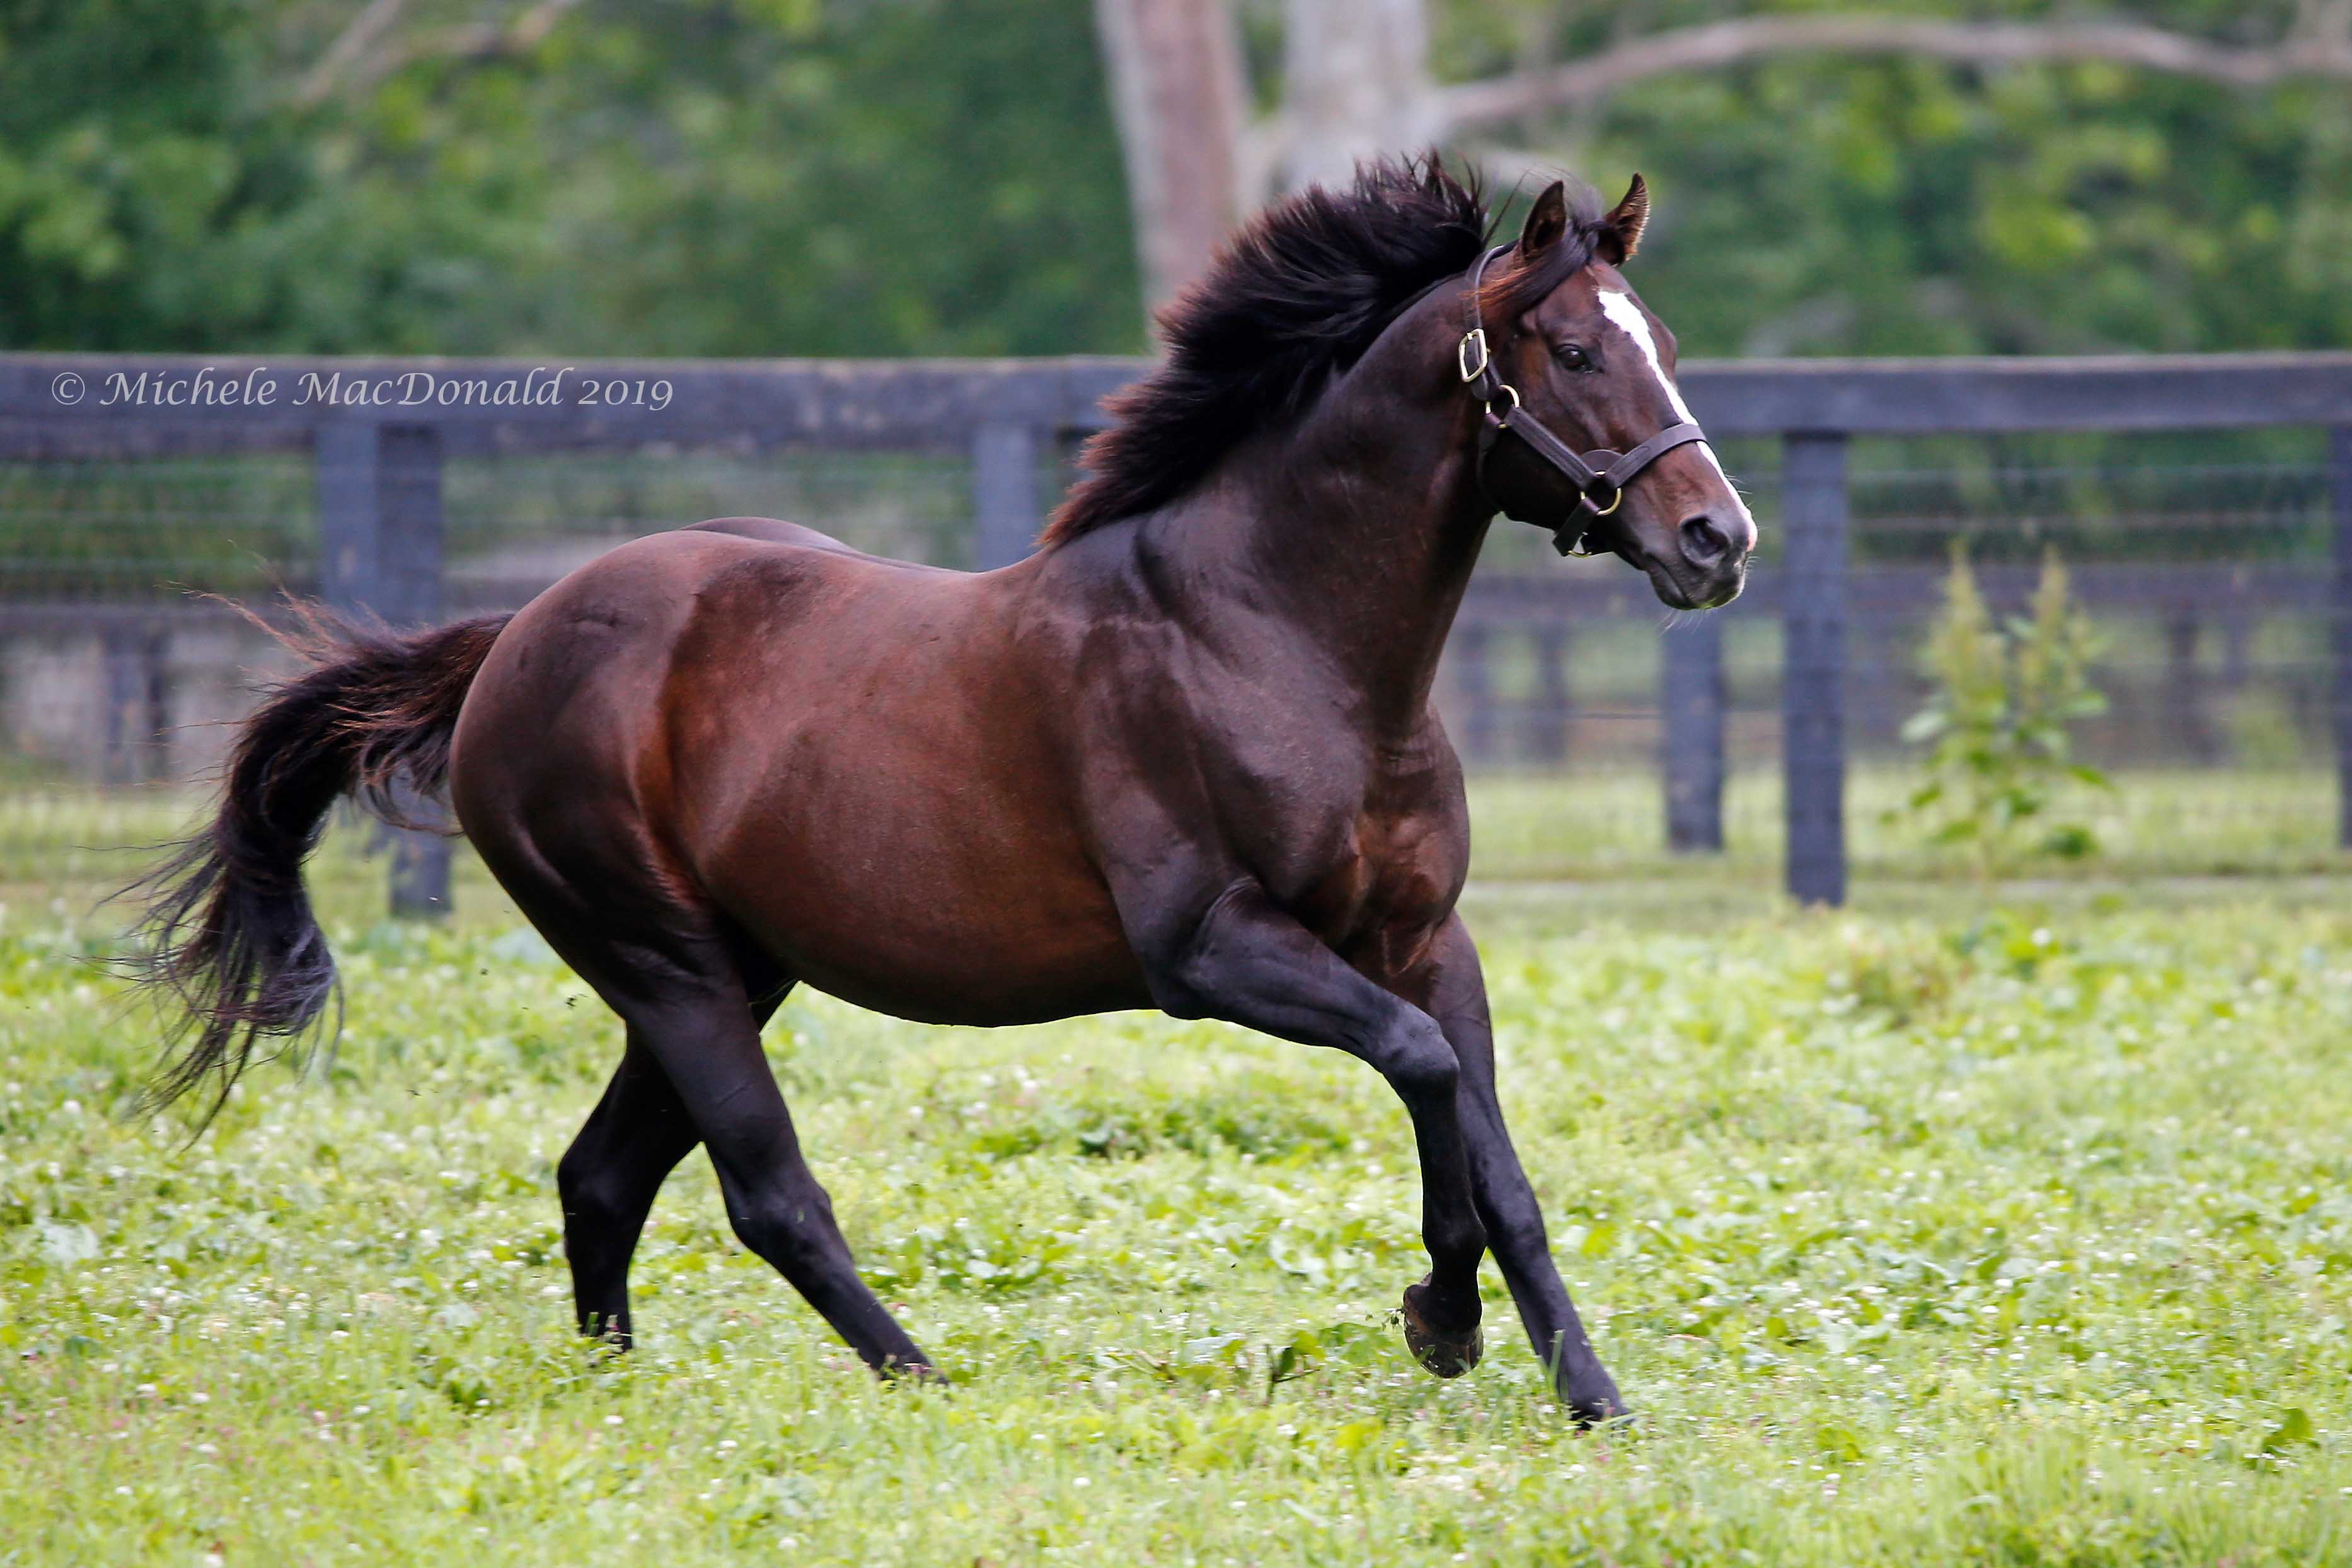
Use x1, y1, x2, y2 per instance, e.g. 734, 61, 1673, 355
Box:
1458, 244, 1710, 556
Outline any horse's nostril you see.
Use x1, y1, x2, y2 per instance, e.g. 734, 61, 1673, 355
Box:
1679, 514, 1731, 566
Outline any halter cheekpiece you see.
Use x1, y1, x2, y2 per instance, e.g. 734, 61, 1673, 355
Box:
1460, 244, 1711, 556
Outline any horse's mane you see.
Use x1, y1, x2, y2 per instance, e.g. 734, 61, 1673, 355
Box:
1043, 154, 1605, 547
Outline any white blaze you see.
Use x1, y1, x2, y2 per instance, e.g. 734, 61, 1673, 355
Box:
1596, 289, 1747, 516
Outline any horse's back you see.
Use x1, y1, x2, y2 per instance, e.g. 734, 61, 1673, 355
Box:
471, 517, 975, 684
681, 517, 961, 575
454, 517, 1003, 812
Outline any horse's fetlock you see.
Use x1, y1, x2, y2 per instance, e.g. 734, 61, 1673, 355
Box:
556, 1151, 614, 1218
1431, 1215, 1489, 1271
729, 1196, 829, 1276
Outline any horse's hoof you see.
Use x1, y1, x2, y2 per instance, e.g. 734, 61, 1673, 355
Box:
1400, 1280, 1482, 1378
1543, 1344, 1628, 1426
1564, 1385, 1630, 1429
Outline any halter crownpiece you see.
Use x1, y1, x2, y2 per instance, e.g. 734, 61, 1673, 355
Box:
1460, 244, 1711, 556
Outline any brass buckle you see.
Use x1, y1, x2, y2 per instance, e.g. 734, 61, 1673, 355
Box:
1586, 485, 1623, 518
1457, 329, 1490, 384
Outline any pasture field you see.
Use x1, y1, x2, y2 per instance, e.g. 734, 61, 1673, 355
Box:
2, 787, 2351, 1564
1, 763, 2343, 909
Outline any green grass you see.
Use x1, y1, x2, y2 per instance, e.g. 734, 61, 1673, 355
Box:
3, 791, 2351, 1562
1467, 764, 2350, 882
3, 764, 2344, 919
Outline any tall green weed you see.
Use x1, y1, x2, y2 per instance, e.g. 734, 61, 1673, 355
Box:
1900, 545, 2109, 872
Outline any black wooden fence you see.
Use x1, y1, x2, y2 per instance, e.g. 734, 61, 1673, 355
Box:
3, 350, 2349, 909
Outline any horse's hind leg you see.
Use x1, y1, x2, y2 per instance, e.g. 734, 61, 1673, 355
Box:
622, 981, 936, 1376
498, 858, 928, 1373
560, 982, 793, 1345
559, 1030, 704, 1345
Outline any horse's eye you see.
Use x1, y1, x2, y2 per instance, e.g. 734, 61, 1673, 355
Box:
1555, 343, 1593, 372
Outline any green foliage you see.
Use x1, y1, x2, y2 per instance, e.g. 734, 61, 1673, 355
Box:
0, 0, 285, 349
0, 0, 1141, 355
1480, 1, 2352, 359
6, 881, 2352, 1562
5, 2, 2351, 359
1901, 543, 2110, 871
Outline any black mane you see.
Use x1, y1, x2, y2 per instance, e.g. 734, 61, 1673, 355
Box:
1045, 156, 1504, 546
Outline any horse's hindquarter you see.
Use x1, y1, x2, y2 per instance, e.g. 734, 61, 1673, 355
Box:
453, 527, 1142, 1024
659, 543, 1143, 1022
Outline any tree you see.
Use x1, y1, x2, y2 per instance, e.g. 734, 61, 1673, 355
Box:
1279, 0, 1436, 190
1431, 4, 2352, 143
0, 0, 297, 349
9, 2, 2349, 361
1107, 0, 2352, 312
1092, 0, 1249, 309
1, 0, 1144, 356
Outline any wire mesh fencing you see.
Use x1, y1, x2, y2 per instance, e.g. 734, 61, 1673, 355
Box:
0, 445, 1000, 786
1434, 425, 2344, 878
0, 353, 2345, 896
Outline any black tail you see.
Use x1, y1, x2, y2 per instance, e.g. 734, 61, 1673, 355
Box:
125, 608, 513, 1124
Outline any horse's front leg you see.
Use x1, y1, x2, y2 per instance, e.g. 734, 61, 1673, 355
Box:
1402, 914, 1627, 1422
1138, 880, 1488, 1375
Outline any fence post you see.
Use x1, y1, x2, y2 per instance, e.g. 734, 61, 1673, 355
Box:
972, 424, 1040, 570
1782, 432, 1848, 905
316, 421, 451, 917
2333, 426, 2352, 848
1661, 613, 1724, 852
1454, 620, 1497, 764
1532, 625, 1571, 764
100, 623, 170, 785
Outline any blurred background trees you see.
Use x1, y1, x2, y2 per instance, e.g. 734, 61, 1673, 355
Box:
3, 0, 2348, 359
0, 0, 1139, 354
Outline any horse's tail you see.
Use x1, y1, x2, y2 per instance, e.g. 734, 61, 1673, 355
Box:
126, 608, 513, 1123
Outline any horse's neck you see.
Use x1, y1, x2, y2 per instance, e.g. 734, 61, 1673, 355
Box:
1214, 304, 1491, 735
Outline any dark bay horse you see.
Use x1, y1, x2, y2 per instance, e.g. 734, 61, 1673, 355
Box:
135, 159, 1753, 1422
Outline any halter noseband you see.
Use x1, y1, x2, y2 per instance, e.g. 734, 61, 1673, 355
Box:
1460, 244, 1710, 556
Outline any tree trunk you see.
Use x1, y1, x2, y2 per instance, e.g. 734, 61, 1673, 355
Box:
1092, 0, 1248, 312
1281, 0, 1433, 191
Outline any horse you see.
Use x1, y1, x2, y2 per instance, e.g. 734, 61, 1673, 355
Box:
132, 157, 1754, 1424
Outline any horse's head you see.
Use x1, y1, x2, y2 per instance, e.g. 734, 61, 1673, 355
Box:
1470, 176, 1755, 610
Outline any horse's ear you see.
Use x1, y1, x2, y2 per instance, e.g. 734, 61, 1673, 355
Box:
1517, 181, 1570, 257
1598, 173, 1650, 265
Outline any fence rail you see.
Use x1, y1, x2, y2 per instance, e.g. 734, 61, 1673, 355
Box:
4, 350, 2350, 909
